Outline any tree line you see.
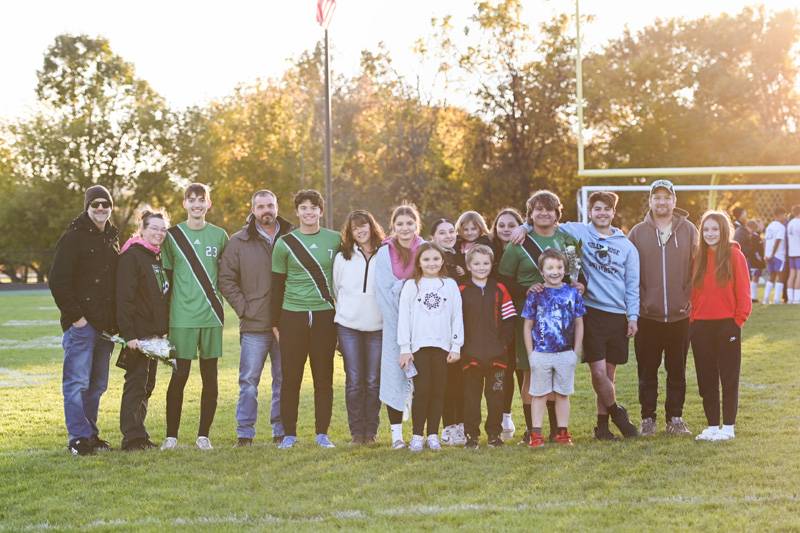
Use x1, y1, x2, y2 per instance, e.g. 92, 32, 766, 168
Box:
1, 1, 798, 282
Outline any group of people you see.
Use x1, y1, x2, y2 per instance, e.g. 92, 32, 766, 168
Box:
49, 178, 754, 455
731, 205, 800, 305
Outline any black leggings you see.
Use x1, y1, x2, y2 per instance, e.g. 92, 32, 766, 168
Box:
442, 361, 464, 426
411, 347, 448, 436
279, 309, 337, 437
166, 357, 218, 438
387, 405, 404, 425
690, 319, 742, 426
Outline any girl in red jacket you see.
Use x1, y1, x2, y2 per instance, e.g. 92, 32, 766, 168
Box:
690, 211, 752, 441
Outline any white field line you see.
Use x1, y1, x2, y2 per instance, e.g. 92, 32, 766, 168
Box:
0, 367, 53, 388
3, 320, 60, 327
37, 307, 58, 311
10, 494, 800, 531
0, 336, 62, 350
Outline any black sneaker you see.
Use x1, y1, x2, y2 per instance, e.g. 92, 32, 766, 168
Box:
122, 438, 156, 451
90, 436, 112, 452
487, 435, 504, 448
593, 426, 620, 441
464, 437, 479, 449
235, 437, 253, 448
68, 437, 95, 456
610, 405, 639, 438
518, 429, 532, 446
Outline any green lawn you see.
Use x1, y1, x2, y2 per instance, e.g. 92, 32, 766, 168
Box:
1, 290, 799, 531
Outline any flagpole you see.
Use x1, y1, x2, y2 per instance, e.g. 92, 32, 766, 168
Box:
323, 28, 333, 229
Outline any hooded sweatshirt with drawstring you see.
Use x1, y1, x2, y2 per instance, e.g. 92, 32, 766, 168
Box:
628, 207, 698, 323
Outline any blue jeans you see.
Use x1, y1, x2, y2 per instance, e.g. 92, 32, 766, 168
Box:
61, 323, 113, 441
337, 325, 382, 438
236, 331, 283, 439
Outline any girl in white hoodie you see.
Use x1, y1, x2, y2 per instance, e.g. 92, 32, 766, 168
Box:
333, 210, 386, 445
397, 242, 464, 452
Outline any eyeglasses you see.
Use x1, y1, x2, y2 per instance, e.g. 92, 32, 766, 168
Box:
90, 200, 111, 209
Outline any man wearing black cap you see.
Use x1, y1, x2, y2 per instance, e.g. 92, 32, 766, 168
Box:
628, 179, 698, 437
49, 185, 120, 456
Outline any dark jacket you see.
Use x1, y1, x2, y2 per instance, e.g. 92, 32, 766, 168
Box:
219, 214, 293, 332
49, 213, 119, 333
458, 278, 517, 365
116, 243, 170, 341
628, 208, 698, 323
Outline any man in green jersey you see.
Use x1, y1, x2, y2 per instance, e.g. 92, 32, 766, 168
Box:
160, 183, 229, 451
271, 189, 342, 449
499, 190, 582, 445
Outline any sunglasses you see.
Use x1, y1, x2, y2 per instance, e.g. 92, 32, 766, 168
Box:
90, 200, 111, 209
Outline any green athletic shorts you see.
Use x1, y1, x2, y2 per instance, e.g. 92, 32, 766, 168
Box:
169, 327, 223, 360
515, 318, 530, 371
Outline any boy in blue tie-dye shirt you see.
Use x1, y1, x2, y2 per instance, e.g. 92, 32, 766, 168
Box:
522, 249, 585, 447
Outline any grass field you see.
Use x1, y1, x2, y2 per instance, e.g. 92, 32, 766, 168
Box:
1, 290, 799, 531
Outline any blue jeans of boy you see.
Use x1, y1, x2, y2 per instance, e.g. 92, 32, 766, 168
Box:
62, 323, 113, 442
236, 331, 284, 439
336, 325, 382, 438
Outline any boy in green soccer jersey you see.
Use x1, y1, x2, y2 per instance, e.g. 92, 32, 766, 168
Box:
160, 183, 229, 451
271, 189, 342, 449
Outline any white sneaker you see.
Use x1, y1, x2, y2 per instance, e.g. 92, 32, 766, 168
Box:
695, 426, 720, 441
713, 426, 735, 441
195, 436, 213, 450
427, 434, 442, 451
160, 437, 178, 451
391, 439, 407, 450
501, 414, 516, 442
409, 434, 425, 452
441, 425, 455, 446
451, 423, 467, 446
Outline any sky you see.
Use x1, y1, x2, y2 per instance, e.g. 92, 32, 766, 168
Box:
1, 0, 798, 120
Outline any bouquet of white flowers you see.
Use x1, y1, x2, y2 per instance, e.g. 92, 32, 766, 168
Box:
564, 245, 582, 283
102, 333, 176, 369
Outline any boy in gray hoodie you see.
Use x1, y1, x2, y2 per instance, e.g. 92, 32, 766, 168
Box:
560, 191, 640, 440
627, 180, 698, 437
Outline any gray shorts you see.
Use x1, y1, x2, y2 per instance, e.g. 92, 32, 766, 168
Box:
528, 350, 578, 396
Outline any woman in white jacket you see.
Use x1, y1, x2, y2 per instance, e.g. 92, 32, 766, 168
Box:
333, 210, 386, 445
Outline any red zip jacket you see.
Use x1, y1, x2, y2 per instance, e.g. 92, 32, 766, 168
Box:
690, 242, 752, 327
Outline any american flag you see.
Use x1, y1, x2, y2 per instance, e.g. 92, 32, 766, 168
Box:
316, 0, 336, 29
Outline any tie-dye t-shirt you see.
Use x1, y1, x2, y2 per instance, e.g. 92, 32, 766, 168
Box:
521, 284, 586, 353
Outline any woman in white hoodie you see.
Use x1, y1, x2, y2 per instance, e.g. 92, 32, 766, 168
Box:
333, 210, 386, 444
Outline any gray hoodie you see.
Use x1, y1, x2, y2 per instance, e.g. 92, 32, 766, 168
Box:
627, 208, 698, 323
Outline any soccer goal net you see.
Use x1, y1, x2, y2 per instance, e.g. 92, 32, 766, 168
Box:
576, 184, 800, 231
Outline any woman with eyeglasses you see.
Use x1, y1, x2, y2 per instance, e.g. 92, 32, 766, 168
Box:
116, 207, 171, 451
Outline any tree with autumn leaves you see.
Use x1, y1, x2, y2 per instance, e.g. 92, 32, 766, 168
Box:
1, 1, 798, 281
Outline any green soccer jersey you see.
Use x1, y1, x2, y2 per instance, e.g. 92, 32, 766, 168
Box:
162, 221, 229, 328
498, 228, 580, 288
272, 228, 342, 312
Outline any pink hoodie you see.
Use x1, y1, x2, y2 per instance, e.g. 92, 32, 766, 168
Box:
384, 235, 424, 279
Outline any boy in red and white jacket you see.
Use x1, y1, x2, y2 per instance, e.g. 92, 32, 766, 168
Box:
459, 245, 517, 448
690, 211, 752, 442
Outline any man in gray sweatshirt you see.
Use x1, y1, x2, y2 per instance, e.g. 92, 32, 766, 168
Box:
628, 180, 697, 437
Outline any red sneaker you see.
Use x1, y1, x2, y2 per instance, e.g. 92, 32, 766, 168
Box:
528, 433, 545, 448
554, 430, 574, 446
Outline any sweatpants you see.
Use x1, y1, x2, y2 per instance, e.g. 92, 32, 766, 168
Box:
634, 317, 689, 421
119, 349, 158, 447
690, 319, 742, 426
278, 309, 337, 437
411, 347, 448, 436
166, 357, 218, 438
442, 361, 464, 426
463, 362, 505, 439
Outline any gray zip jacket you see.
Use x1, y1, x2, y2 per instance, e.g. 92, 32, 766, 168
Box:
627, 208, 698, 323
